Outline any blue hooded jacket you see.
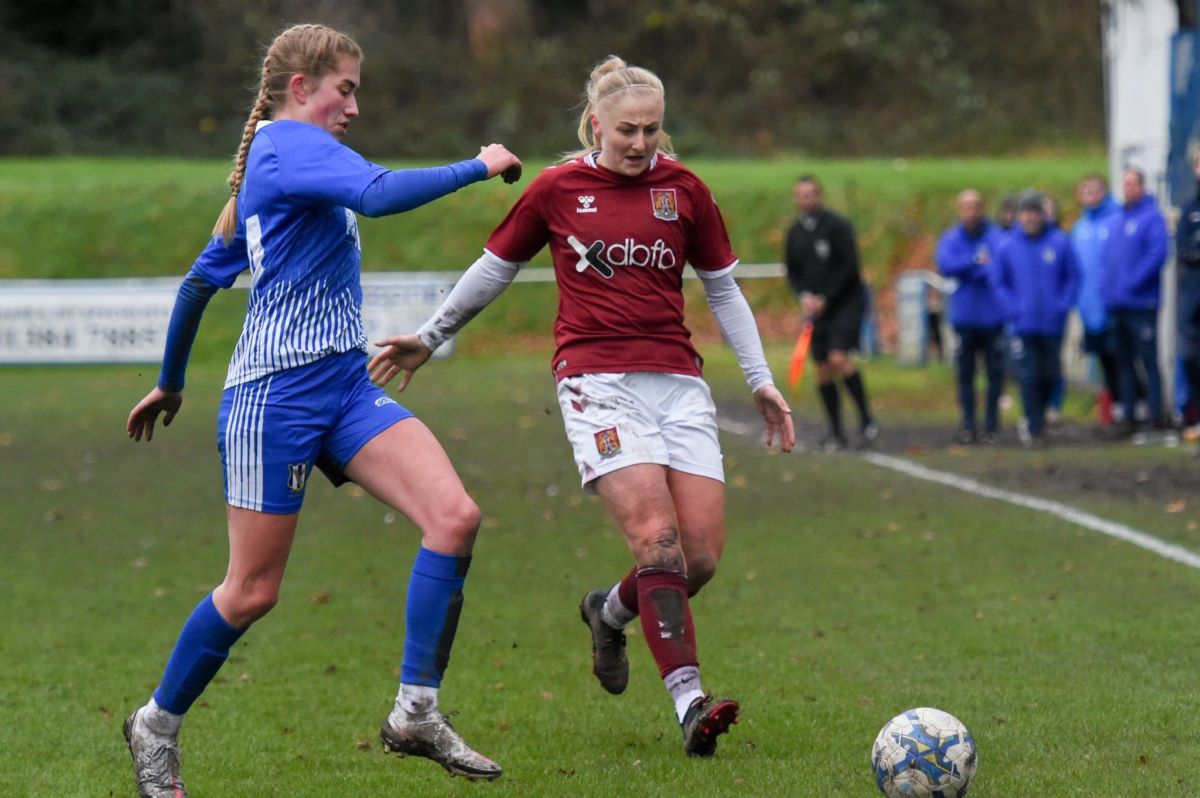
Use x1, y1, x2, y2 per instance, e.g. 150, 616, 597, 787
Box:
993, 224, 1081, 336
935, 219, 1008, 329
1101, 194, 1168, 311
1070, 195, 1120, 332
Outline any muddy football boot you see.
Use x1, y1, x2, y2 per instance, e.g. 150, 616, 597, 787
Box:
124, 707, 187, 798
681, 695, 740, 757
381, 713, 502, 780
579, 589, 629, 694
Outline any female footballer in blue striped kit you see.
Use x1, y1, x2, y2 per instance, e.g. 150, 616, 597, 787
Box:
123, 23, 520, 796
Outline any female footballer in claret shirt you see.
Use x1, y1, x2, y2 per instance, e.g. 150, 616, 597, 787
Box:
122, 23, 522, 796
370, 55, 794, 758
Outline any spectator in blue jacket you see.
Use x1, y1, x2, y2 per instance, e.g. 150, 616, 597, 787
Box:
1101, 168, 1170, 431
998, 194, 1018, 234
1041, 193, 1067, 423
1175, 154, 1200, 451
936, 189, 1009, 443
1070, 173, 1122, 423
993, 190, 1081, 447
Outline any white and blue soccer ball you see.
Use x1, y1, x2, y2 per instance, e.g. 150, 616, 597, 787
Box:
871, 707, 977, 797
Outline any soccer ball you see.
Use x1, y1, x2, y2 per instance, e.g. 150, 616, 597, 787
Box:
871, 707, 977, 797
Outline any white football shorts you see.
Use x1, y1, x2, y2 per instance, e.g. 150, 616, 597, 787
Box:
556, 371, 724, 492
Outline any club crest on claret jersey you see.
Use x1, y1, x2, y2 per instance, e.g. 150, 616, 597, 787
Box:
594, 427, 622, 458
287, 463, 307, 493
650, 188, 679, 221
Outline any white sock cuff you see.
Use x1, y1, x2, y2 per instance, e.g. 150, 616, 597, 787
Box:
395, 683, 440, 720
601, 585, 636, 629
144, 697, 184, 736
664, 665, 704, 723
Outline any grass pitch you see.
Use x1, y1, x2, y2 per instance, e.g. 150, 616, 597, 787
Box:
2, 343, 1200, 796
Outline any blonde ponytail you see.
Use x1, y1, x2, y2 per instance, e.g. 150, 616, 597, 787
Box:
561, 55, 673, 164
211, 23, 363, 243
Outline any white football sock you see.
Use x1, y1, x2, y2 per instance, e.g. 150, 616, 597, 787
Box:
391, 683, 439, 723
601, 584, 636, 629
143, 697, 184, 736
665, 666, 705, 723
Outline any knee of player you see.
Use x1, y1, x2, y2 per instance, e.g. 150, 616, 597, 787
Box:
431, 494, 482, 542
635, 526, 685, 571
221, 582, 280, 626
686, 558, 717, 594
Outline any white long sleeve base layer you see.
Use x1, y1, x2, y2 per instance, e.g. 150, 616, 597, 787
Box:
697, 268, 775, 393
417, 251, 775, 393
416, 250, 521, 352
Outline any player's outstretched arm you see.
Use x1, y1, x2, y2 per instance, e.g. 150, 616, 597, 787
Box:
753, 384, 795, 453
476, 143, 522, 184
376, 251, 523, 394
127, 387, 183, 442
369, 335, 433, 392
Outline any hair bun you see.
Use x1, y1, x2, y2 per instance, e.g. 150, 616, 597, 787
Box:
590, 55, 627, 83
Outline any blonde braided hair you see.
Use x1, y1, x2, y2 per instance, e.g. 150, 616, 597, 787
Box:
213, 24, 362, 242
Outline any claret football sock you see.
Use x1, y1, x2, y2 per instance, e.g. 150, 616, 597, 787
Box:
602, 572, 638, 629
636, 567, 698, 677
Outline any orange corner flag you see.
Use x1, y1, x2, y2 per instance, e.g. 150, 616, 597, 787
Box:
788, 322, 814, 391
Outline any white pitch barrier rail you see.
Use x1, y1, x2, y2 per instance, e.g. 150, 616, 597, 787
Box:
0, 264, 787, 365
0, 272, 463, 365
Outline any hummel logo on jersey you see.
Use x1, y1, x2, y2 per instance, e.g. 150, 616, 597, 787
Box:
567, 235, 678, 278
576, 195, 598, 213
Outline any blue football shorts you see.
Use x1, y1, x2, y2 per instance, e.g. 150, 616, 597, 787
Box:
216, 350, 413, 514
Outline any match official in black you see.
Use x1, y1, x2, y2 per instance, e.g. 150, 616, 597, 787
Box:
785, 175, 877, 450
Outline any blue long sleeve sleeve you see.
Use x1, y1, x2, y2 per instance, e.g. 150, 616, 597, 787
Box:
358, 159, 487, 218
158, 268, 220, 392
1061, 246, 1082, 317
936, 233, 976, 279
1132, 212, 1168, 293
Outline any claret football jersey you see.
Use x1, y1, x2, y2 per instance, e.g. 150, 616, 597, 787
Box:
485, 152, 739, 380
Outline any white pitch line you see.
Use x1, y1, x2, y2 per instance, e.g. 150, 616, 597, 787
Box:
860, 451, 1200, 571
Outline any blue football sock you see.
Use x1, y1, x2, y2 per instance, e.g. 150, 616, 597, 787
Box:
401, 547, 471, 687
153, 593, 245, 715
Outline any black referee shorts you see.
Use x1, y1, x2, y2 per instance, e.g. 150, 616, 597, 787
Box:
811, 294, 865, 362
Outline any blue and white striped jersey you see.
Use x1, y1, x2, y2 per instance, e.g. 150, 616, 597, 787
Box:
191, 120, 485, 388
